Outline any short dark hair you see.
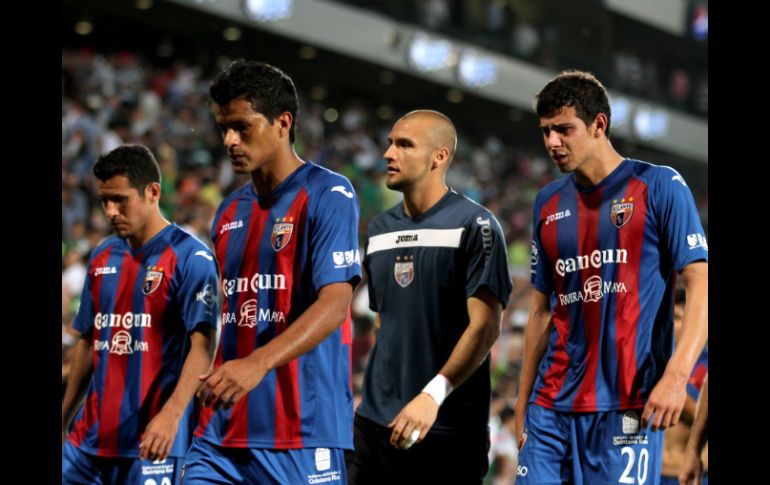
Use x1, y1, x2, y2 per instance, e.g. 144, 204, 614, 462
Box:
210, 59, 299, 143
93, 144, 161, 193
535, 69, 612, 138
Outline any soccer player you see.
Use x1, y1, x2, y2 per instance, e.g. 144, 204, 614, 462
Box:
661, 290, 708, 485
679, 373, 708, 485
514, 70, 708, 484
184, 60, 361, 484
61, 144, 219, 484
345, 110, 512, 484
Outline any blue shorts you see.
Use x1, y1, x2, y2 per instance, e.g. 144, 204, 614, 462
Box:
517, 403, 663, 485
183, 436, 347, 484
62, 440, 182, 485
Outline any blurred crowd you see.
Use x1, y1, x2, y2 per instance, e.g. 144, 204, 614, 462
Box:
62, 48, 707, 484
338, 0, 708, 118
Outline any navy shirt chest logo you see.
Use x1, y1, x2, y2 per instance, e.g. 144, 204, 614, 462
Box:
394, 255, 415, 288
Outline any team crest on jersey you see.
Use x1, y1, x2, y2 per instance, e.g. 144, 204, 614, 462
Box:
271, 217, 295, 252
394, 255, 415, 288
143, 266, 164, 295
610, 198, 634, 228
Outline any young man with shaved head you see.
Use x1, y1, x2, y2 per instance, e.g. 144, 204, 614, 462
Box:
346, 110, 512, 484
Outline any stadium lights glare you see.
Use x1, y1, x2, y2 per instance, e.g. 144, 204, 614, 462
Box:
457, 50, 499, 87
633, 105, 670, 140
243, 0, 293, 21
406, 33, 455, 73
610, 96, 631, 128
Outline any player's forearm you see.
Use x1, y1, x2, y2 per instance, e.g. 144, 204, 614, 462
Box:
62, 337, 94, 428
686, 374, 708, 452
666, 262, 708, 380
247, 282, 353, 373
160, 328, 214, 417
437, 291, 502, 388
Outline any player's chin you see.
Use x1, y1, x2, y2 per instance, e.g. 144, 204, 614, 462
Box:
386, 176, 407, 191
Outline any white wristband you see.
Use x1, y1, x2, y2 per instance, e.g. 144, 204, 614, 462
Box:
422, 374, 454, 406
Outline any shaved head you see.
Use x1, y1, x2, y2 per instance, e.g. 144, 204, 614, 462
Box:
398, 110, 457, 163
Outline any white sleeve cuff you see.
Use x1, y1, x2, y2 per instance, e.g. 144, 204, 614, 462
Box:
422, 374, 454, 406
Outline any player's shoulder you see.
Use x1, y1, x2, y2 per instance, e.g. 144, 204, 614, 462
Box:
626, 158, 687, 187
367, 202, 403, 236
304, 162, 355, 194
534, 175, 573, 207
88, 235, 123, 262
447, 190, 499, 226
167, 224, 214, 260
220, 181, 253, 207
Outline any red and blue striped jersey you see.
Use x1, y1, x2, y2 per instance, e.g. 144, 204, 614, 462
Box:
69, 223, 219, 458
529, 159, 708, 412
195, 162, 362, 450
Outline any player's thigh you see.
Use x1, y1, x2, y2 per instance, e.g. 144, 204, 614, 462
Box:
515, 404, 572, 485
182, 437, 244, 484
250, 447, 347, 485
406, 429, 490, 484
346, 414, 392, 485
62, 441, 102, 485
123, 457, 183, 485
577, 409, 663, 485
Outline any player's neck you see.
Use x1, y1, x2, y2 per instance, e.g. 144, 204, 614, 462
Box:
251, 149, 305, 197
574, 146, 624, 188
128, 214, 170, 250
402, 183, 449, 219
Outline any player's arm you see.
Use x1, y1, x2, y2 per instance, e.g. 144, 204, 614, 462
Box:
198, 282, 353, 408
642, 261, 708, 431
139, 326, 215, 460
372, 313, 381, 338
679, 373, 708, 485
513, 289, 552, 444
388, 286, 502, 449
61, 332, 94, 443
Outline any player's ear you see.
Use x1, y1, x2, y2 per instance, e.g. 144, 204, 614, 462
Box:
277, 111, 294, 139
593, 113, 608, 138
145, 182, 161, 203
432, 147, 450, 170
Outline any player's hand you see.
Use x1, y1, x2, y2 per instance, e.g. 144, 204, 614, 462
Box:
642, 370, 686, 431
197, 358, 266, 410
139, 407, 181, 461
678, 447, 703, 485
387, 393, 439, 450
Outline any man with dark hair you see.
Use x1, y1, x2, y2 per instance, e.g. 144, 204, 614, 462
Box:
62, 144, 219, 484
514, 70, 708, 484
184, 60, 361, 484
345, 110, 512, 484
